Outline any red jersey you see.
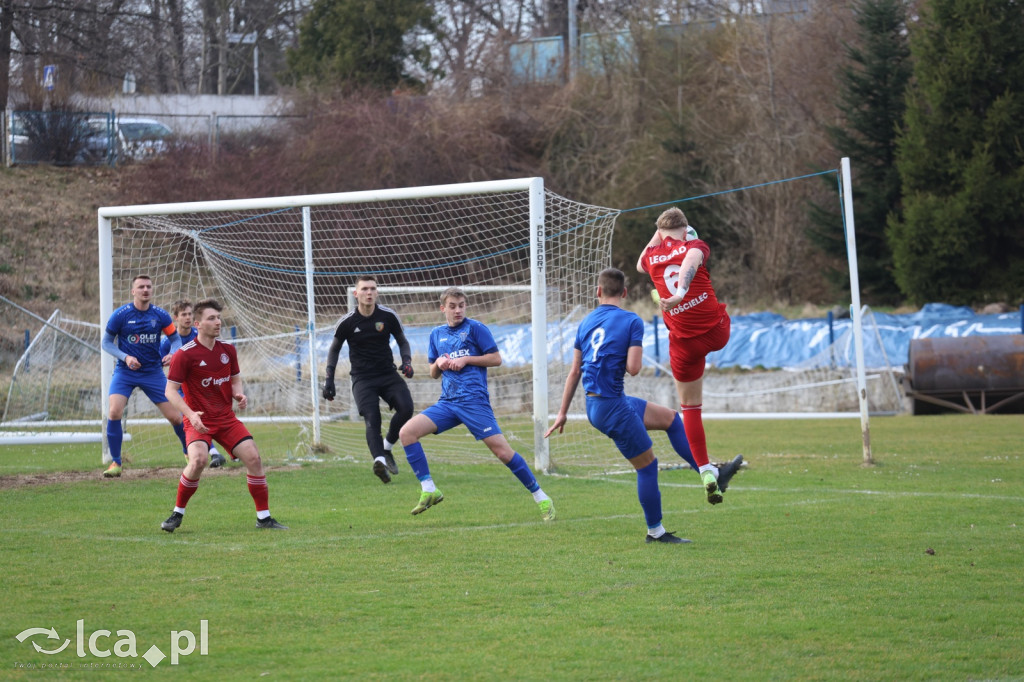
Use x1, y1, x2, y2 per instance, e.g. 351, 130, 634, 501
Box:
167, 339, 240, 420
641, 236, 726, 338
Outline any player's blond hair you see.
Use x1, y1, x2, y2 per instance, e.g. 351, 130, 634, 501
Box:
656, 207, 688, 233
439, 286, 466, 305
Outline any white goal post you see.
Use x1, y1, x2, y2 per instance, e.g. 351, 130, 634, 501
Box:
97, 178, 619, 473
841, 157, 873, 464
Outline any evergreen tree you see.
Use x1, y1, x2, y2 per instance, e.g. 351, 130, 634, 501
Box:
809, 0, 911, 305
285, 0, 438, 92
888, 0, 1024, 305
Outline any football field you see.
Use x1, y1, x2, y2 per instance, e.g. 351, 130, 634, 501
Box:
2, 415, 1022, 680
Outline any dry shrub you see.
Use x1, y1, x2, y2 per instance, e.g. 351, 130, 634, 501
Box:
118, 90, 546, 205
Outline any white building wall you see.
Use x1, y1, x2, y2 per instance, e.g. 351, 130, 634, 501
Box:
85, 94, 291, 117
80, 94, 295, 136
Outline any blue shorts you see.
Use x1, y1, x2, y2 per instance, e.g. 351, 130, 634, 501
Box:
421, 400, 502, 440
109, 368, 169, 404
586, 394, 652, 460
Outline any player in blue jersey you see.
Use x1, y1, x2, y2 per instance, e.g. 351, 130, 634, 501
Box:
398, 286, 555, 520
545, 268, 739, 543
101, 275, 185, 477
160, 299, 229, 468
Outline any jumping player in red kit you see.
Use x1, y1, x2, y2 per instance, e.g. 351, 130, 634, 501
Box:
637, 207, 743, 504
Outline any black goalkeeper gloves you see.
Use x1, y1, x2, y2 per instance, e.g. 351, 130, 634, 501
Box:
399, 361, 414, 379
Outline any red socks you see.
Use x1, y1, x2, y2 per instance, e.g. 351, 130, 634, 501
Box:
680, 404, 710, 467
175, 474, 200, 509
246, 474, 269, 513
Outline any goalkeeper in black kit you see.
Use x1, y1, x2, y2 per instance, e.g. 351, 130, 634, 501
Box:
323, 275, 415, 484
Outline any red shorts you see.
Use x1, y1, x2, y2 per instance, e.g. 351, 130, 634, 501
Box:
183, 413, 253, 455
668, 311, 731, 382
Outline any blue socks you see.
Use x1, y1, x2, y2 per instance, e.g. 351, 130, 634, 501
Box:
666, 414, 699, 471
636, 458, 662, 529
108, 419, 189, 463
404, 441, 432, 481
106, 419, 123, 465
173, 422, 188, 454
504, 453, 540, 492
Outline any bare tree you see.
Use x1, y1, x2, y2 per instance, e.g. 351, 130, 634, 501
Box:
536, 0, 854, 304
423, 0, 544, 96
1, 0, 310, 104
0, 0, 14, 108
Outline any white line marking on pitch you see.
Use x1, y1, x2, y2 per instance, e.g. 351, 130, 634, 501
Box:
3, 478, 1019, 545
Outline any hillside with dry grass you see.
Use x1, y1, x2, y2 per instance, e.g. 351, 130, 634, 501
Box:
0, 166, 125, 367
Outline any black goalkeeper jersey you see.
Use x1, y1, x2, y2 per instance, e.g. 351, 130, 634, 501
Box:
332, 305, 412, 379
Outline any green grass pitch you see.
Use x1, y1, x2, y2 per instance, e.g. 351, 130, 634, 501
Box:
1, 415, 1022, 679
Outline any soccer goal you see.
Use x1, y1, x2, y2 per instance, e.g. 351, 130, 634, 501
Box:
97, 178, 619, 473
0, 305, 107, 441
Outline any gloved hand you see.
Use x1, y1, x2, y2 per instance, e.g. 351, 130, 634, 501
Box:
400, 361, 414, 379
322, 377, 336, 400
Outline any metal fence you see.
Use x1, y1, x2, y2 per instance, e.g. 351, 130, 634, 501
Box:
3, 109, 303, 167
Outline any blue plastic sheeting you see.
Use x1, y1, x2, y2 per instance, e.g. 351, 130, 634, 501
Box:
302, 304, 1022, 372
705, 303, 1022, 370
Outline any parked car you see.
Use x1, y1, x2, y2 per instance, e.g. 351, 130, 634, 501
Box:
6, 112, 174, 165
83, 116, 173, 163
116, 117, 173, 160
8, 114, 31, 161
80, 117, 116, 163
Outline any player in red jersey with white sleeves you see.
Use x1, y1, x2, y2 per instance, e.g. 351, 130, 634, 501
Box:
160, 299, 288, 532
636, 207, 743, 504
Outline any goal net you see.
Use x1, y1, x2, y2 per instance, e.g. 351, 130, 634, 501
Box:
97, 178, 619, 473
693, 306, 905, 416
1, 309, 107, 442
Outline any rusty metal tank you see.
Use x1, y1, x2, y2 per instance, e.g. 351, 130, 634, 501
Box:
906, 335, 1024, 414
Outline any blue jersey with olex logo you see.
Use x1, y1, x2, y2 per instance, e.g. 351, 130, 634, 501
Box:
106, 303, 173, 372
160, 327, 198, 358
575, 304, 645, 398
428, 318, 498, 403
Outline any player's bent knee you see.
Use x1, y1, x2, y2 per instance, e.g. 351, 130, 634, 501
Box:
628, 449, 656, 470
398, 423, 417, 445
107, 403, 126, 421
644, 403, 675, 430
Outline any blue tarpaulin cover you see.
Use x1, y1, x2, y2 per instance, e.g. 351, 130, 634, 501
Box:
307, 304, 1022, 372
